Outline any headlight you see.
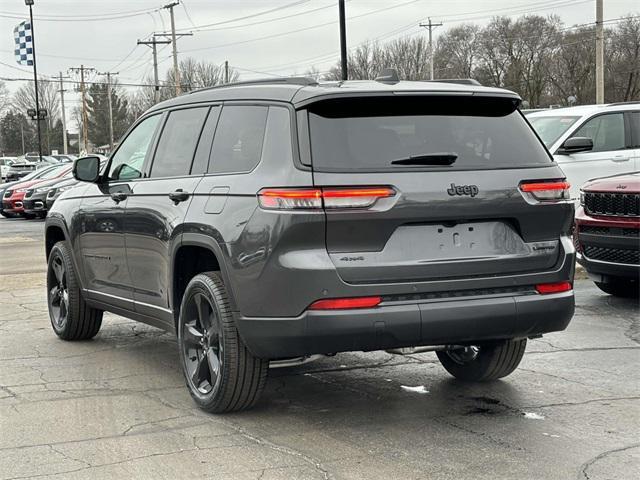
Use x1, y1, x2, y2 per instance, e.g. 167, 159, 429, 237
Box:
579, 191, 585, 206
47, 188, 57, 198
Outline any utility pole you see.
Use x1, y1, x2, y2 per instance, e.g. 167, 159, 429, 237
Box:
20, 123, 25, 155
420, 18, 443, 80
338, 0, 348, 81
224, 60, 229, 84
137, 37, 171, 103
69, 65, 95, 153
98, 71, 118, 151
57, 72, 69, 154
595, 0, 604, 103
162, 1, 189, 95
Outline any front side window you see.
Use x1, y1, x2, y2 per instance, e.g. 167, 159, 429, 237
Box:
209, 106, 268, 174
150, 107, 209, 178
107, 115, 161, 181
528, 115, 580, 147
572, 113, 625, 153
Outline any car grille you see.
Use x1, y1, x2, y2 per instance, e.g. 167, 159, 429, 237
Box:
583, 192, 640, 217
583, 245, 639, 265
3, 190, 11, 198
579, 226, 640, 237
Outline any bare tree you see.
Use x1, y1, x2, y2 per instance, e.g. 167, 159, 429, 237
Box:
606, 16, 640, 101
434, 24, 481, 79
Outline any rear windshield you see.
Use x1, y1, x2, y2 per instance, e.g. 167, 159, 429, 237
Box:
306, 96, 551, 172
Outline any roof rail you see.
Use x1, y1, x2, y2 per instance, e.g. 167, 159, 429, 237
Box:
189, 77, 318, 94
424, 78, 482, 86
606, 100, 640, 107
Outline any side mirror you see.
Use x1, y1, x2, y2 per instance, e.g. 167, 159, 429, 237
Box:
73, 156, 101, 183
557, 136, 593, 155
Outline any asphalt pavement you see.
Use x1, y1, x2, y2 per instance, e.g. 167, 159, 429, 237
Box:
0, 216, 638, 480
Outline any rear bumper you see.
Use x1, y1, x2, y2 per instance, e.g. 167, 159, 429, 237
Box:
236, 290, 574, 359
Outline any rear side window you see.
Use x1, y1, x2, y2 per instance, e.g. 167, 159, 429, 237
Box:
209, 105, 268, 174
150, 107, 209, 178
572, 113, 625, 152
306, 96, 551, 172
629, 111, 640, 147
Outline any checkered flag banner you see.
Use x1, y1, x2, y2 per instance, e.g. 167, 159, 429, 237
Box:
14, 20, 34, 66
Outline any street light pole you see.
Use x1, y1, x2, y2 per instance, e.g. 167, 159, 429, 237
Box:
25, 0, 43, 161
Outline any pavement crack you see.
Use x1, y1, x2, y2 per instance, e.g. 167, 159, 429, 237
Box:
525, 396, 640, 409
577, 443, 640, 479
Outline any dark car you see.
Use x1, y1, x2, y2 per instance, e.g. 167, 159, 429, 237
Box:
24, 158, 106, 216
44, 76, 576, 413
0, 166, 60, 217
575, 172, 639, 298
5, 162, 39, 182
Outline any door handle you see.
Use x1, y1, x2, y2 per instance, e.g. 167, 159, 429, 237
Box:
110, 192, 128, 203
612, 155, 629, 162
169, 189, 190, 204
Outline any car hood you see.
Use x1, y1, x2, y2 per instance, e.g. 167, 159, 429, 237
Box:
582, 172, 640, 193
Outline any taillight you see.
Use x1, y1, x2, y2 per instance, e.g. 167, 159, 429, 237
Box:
520, 181, 570, 201
309, 296, 382, 310
258, 187, 395, 210
536, 282, 572, 294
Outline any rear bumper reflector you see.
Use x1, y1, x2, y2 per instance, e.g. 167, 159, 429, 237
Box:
309, 296, 382, 310
535, 281, 572, 294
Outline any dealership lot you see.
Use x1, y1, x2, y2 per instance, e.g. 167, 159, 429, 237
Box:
0, 216, 638, 480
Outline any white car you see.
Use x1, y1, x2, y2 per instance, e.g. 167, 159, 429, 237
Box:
0, 157, 17, 179
527, 103, 640, 199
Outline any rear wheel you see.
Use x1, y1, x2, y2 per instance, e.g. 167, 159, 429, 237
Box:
436, 339, 527, 381
595, 279, 639, 299
47, 241, 103, 340
178, 272, 268, 413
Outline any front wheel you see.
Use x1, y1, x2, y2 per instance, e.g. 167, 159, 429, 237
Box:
595, 279, 639, 299
47, 241, 103, 340
177, 272, 268, 413
436, 339, 527, 382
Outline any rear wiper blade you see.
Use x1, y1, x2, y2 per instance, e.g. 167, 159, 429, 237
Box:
391, 153, 458, 166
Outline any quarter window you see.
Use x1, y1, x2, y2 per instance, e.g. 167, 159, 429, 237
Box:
209, 106, 269, 174
108, 115, 161, 181
572, 113, 625, 153
150, 107, 209, 178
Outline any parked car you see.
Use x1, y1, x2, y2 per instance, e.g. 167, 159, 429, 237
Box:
574, 172, 639, 298
527, 102, 640, 200
5, 162, 39, 182
45, 76, 575, 413
0, 166, 60, 218
3, 164, 72, 218
24, 157, 107, 216
0, 157, 17, 179
51, 154, 77, 163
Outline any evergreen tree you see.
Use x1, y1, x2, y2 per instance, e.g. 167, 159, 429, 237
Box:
0, 111, 35, 156
87, 81, 129, 148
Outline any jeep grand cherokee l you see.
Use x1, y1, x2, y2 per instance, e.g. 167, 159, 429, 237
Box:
44, 77, 575, 413
575, 172, 639, 298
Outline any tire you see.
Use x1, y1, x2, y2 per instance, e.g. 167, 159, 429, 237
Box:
47, 241, 103, 340
177, 272, 268, 413
595, 279, 639, 299
0, 211, 15, 218
436, 338, 527, 382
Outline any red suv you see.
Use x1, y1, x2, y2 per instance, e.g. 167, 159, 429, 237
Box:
575, 173, 639, 298
2, 165, 71, 218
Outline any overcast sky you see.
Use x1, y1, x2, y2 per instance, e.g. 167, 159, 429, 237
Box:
1, 0, 637, 128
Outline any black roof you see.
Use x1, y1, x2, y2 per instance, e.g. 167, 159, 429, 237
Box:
147, 78, 520, 113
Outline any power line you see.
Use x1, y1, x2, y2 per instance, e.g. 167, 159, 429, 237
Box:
0, 7, 161, 22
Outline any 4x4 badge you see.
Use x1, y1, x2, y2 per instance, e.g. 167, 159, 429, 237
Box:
447, 183, 479, 197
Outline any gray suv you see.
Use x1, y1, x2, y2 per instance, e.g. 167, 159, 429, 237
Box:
44, 77, 576, 413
